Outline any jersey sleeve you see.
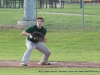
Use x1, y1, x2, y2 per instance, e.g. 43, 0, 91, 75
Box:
25, 26, 33, 33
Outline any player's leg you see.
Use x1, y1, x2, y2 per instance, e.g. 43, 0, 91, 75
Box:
36, 42, 51, 65
20, 40, 37, 65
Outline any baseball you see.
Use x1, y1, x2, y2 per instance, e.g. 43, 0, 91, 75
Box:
29, 35, 33, 38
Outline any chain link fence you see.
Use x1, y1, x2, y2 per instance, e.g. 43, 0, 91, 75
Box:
0, 0, 100, 30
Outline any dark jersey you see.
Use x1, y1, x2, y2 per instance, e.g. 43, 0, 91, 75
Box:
25, 25, 47, 43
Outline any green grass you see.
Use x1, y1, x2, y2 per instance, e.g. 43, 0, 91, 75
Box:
0, 4, 100, 75
0, 4, 100, 30
0, 29, 100, 62
0, 9, 23, 25
1, 68, 100, 75
38, 4, 100, 15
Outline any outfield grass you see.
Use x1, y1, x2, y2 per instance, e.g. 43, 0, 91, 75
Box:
38, 4, 100, 15
0, 68, 100, 75
0, 4, 100, 30
0, 29, 100, 62
0, 4, 100, 75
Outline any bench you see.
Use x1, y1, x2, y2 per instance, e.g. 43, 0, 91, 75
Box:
84, 0, 92, 3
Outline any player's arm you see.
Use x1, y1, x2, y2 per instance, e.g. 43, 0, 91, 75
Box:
22, 26, 33, 38
22, 31, 31, 36
22, 31, 33, 39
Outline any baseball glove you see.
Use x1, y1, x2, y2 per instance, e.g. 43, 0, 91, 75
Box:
32, 32, 45, 42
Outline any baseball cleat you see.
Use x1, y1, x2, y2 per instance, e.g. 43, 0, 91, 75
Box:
38, 62, 51, 65
20, 62, 27, 67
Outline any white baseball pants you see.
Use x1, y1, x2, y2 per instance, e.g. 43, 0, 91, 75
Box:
21, 39, 51, 64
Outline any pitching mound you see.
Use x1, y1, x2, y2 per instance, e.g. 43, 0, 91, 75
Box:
0, 60, 100, 68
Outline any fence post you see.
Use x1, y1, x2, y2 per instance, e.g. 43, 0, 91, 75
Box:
15, 0, 16, 8
80, 0, 82, 8
21, 0, 24, 8
3, 0, 5, 8
54, 1, 57, 8
62, 1, 64, 8
61, 1, 62, 8
0, 0, 1, 8
43, 0, 44, 8
17, 0, 36, 27
46, 1, 47, 8
18, 0, 21, 8
51, 1, 53, 8
40, 0, 42, 8
5, 0, 7, 8
11, 0, 12, 8
12, 0, 14, 8
82, 0, 84, 29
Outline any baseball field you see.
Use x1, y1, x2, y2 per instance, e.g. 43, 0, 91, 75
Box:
0, 4, 100, 75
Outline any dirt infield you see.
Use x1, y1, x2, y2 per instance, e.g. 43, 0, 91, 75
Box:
0, 60, 100, 68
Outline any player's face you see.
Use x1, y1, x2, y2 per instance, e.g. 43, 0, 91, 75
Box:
37, 19, 44, 29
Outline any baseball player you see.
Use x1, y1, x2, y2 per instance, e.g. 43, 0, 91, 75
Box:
20, 17, 51, 66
